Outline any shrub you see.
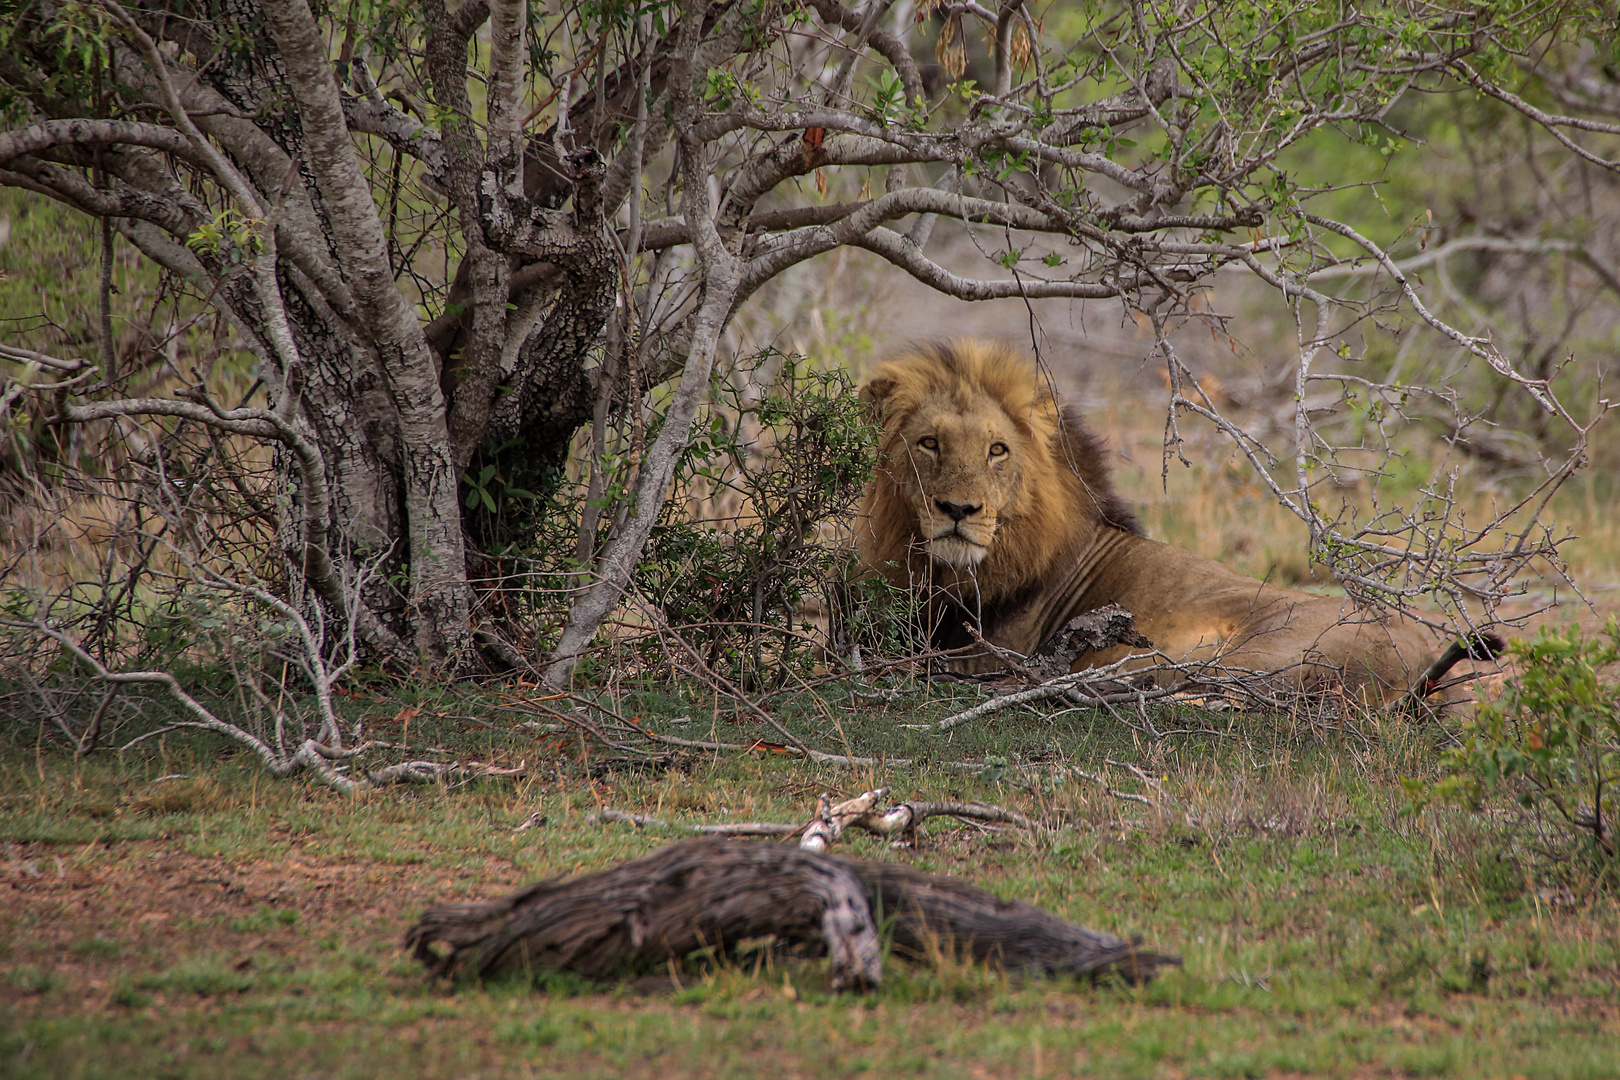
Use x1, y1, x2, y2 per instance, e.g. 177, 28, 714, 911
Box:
516, 351, 916, 687
637, 359, 886, 685
1407, 620, 1620, 884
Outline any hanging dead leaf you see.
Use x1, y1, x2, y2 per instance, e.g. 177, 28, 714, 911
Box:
937, 17, 966, 80
801, 126, 826, 169
1011, 23, 1032, 69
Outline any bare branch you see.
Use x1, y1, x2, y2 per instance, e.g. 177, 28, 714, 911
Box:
852, 228, 1120, 301
1301, 211, 1563, 413
1450, 60, 1620, 172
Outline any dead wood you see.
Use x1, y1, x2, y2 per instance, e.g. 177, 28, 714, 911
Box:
586, 788, 1039, 849
585, 807, 798, 837
406, 838, 882, 990
852, 857, 1180, 984
799, 788, 1040, 852
405, 838, 1179, 990
1025, 604, 1154, 681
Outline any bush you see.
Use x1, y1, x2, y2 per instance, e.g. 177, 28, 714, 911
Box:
637, 359, 894, 685
517, 350, 916, 688
1408, 620, 1620, 884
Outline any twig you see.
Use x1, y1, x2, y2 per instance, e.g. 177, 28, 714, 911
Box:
590, 788, 1043, 853
637, 728, 913, 768
923, 657, 1181, 733
586, 808, 799, 837
1064, 768, 1154, 807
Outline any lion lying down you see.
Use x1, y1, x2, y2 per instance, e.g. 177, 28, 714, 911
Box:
855, 340, 1496, 705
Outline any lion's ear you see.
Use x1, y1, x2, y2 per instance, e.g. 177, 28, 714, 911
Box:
860, 376, 897, 405
860, 376, 898, 422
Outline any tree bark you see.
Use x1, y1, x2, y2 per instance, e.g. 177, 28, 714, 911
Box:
542, 8, 743, 683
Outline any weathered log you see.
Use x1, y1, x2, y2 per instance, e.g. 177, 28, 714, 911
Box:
405, 838, 1179, 989
406, 838, 883, 990
854, 858, 1178, 984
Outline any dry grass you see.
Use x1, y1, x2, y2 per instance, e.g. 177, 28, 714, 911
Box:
1078, 384, 1620, 638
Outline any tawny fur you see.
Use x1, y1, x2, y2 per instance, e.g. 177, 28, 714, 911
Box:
856, 340, 1468, 703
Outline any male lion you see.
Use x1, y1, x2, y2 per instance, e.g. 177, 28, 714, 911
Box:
855, 340, 1493, 704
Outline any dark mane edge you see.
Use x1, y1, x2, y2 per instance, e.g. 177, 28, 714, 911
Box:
1056, 403, 1143, 536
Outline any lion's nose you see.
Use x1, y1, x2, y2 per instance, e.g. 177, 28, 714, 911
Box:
935, 499, 981, 522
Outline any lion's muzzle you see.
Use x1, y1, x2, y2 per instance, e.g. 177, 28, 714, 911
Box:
925, 509, 995, 568
935, 499, 981, 521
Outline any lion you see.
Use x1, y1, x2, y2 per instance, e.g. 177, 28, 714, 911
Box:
855, 340, 1495, 704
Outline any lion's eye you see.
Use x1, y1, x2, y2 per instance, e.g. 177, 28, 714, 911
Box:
917, 436, 939, 452
988, 442, 1008, 458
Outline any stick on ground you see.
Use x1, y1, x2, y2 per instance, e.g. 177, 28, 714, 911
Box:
588, 789, 1039, 848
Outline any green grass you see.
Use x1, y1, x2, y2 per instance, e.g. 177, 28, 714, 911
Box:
2, 687, 1618, 1079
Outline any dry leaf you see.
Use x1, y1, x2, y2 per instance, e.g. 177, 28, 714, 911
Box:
801, 126, 826, 169
1011, 23, 1032, 69
937, 17, 966, 80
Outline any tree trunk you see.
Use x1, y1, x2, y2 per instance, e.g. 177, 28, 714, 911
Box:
262, 0, 470, 661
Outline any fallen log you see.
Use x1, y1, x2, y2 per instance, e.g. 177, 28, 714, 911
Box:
406, 838, 1178, 990
406, 838, 882, 990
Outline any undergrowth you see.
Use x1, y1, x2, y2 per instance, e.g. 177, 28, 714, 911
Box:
1411, 619, 1620, 886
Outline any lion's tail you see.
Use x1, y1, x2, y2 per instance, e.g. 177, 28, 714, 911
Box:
1410, 631, 1506, 701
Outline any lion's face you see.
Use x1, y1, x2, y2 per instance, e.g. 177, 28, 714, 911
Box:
858, 341, 1111, 605
882, 390, 1031, 570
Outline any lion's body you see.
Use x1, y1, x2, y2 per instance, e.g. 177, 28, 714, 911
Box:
855, 341, 1442, 703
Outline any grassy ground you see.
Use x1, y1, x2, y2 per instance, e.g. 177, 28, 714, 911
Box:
4, 686, 1618, 1080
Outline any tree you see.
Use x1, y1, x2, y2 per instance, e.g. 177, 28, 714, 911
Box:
1, 0, 1614, 690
